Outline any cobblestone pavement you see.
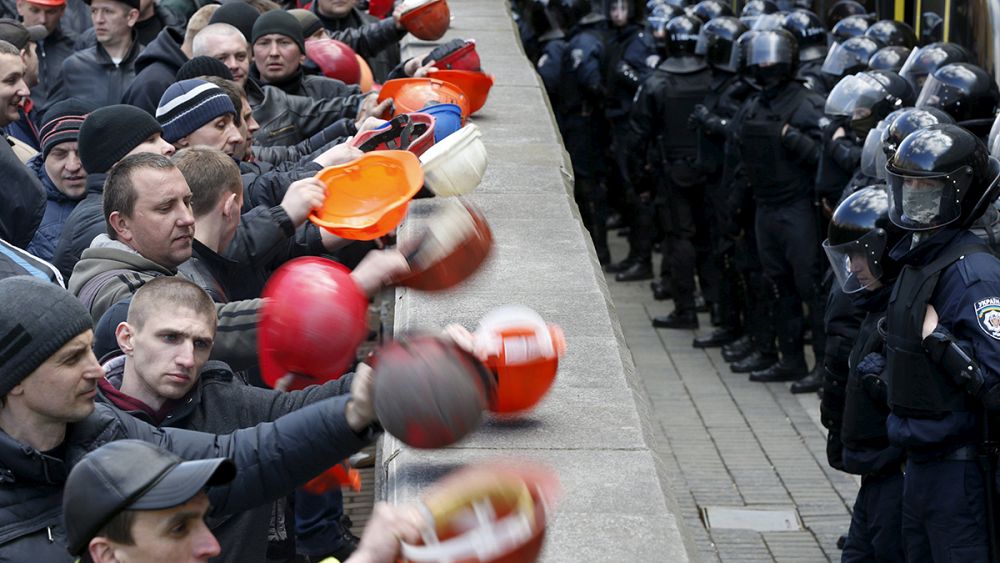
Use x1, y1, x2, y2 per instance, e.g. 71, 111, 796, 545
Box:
607, 234, 860, 562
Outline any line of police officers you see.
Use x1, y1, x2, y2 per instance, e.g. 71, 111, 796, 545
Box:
513, 0, 1000, 560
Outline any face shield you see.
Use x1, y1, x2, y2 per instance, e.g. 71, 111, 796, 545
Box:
648, 14, 669, 46
752, 13, 784, 31
825, 74, 893, 137
897, 47, 927, 89
823, 228, 888, 293
694, 27, 712, 56
820, 40, 871, 77
860, 122, 889, 180
887, 165, 975, 230
988, 116, 1000, 159
915, 73, 967, 110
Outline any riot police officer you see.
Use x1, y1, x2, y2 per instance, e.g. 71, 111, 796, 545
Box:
625, 14, 713, 329
731, 29, 827, 385
882, 124, 1000, 561
915, 62, 1000, 138
867, 45, 911, 73
781, 9, 832, 95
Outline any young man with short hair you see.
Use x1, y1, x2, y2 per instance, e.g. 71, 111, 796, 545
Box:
13, 0, 73, 111
0, 18, 43, 151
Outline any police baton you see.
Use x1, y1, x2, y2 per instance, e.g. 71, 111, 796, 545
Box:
980, 414, 1000, 563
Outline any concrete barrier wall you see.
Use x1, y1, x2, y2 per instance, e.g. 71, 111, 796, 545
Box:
377, 1, 697, 559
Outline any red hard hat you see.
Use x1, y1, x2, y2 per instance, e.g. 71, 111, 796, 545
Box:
425, 39, 481, 71
258, 257, 369, 390
399, 0, 450, 41
432, 70, 494, 114
351, 112, 437, 157
396, 199, 493, 291
305, 39, 361, 85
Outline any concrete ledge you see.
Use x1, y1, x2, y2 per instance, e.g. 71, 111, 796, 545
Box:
377, 1, 697, 560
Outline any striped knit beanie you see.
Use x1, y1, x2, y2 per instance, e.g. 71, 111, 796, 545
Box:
155, 79, 236, 144
39, 98, 98, 160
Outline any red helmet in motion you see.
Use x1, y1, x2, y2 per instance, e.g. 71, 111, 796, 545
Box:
399, 0, 450, 40
306, 39, 362, 85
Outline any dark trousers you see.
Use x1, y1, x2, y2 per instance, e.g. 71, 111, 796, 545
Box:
755, 199, 825, 364
560, 113, 608, 258
843, 471, 905, 563
735, 228, 777, 355
902, 459, 990, 562
658, 182, 698, 312
294, 487, 347, 557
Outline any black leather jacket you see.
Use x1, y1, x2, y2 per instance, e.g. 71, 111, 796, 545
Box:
247, 79, 359, 147
48, 34, 143, 108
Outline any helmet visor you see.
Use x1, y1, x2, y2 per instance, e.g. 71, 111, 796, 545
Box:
746, 34, 795, 66
860, 123, 889, 180
915, 73, 965, 110
648, 14, 670, 35
823, 229, 888, 293
886, 166, 974, 230
752, 13, 784, 31
821, 42, 862, 76
694, 27, 712, 56
989, 115, 1000, 159
824, 73, 889, 118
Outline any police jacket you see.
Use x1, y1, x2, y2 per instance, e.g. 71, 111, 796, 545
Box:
310, 5, 404, 82
696, 73, 751, 177
51, 172, 107, 279
556, 22, 605, 116
121, 26, 189, 114
25, 155, 83, 262
733, 79, 825, 205
49, 33, 143, 108
885, 229, 1000, 459
68, 235, 261, 372
536, 38, 567, 103
819, 285, 866, 471
815, 118, 862, 205
0, 389, 376, 560
0, 135, 44, 249
797, 59, 833, 97
96, 357, 357, 563
247, 79, 357, 147
602, 25, 656, 119
32, 28, 76, 114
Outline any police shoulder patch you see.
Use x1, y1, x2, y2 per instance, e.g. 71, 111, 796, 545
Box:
975, 297, 1000, 340
570, 48, 584, 70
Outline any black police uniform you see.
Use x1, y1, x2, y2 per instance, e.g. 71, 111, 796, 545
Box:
734, 79, 827, 372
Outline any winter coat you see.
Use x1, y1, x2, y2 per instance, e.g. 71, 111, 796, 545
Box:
97, 357, 356, 563
0, 390, 375, 560
310, 5, 403, 82
68, 235, 261, 371
252, 118, 353, 166
25, 154, 83, 262
75, 4, 185, 50
49, 34, 143, 108
121, 27, 189, 113
33, 28, 77, 114
248, 79, 358, 147
250, 66, 364, 107
51, 172, 107, 279
0, 135, 45, 248
0, 237, 63, 284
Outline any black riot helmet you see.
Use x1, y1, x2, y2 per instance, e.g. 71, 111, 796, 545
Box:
898, 42, 972, 92
695, 15, 747, 72
825, 70, 915, 138
831, 15, 870, 43
990, 113, 1000, 159
916, 63, 1000, 124
782, 9, 828, 62
882, 107, 955, 157
823, 185, 906, 293
544, 0, 591, 31
821, 35, 880, 78
776, 0, 812, 10
826, 0, 868, 28
690, 0, 732, 22
868, 46, 911, 73
859, 107, 909, 180
647, 3, 683, 51
666, 14, 702, 55
742, 29, 798, 89
665, 0, 696, 7
605, 0, 639, 26
886, 124, 1000, 231
863, 19, 916, 49
740, 0, 778, 27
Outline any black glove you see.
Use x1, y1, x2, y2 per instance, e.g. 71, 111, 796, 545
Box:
922, 326, 985, 397
687, 104, 712, 130
857, 352, 888, 404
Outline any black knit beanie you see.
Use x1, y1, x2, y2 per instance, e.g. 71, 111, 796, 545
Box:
252, 10, 305, 53
209, 1, 260, 43
176, 56, 235, 81
0, 277, 93, 397
289, 9, 323, 38
79, 105, 163, 175
39, 98, 98, 160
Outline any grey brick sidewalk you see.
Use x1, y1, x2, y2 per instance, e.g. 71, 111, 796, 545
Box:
607, 236, 860, 562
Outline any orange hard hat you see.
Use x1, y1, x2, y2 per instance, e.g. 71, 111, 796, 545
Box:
356, 55, 374, 92
396, 199, 493, 291
258, 257, 368, 390
431, 70, 494, 114
401, 461, 561, 563
24, 0, 64, 6
474, 305, 565, 414
309, 150, 424, 240
378, 77, 470, 123
399, 0, 450, 41
305, 39, 361, 85
351, 112, 436, 157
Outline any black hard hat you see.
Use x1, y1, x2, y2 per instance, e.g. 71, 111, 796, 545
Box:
899, 42, 972, 92
821, 35, 880, 78
666, 14, 702, 55
743, 28, 798, 87
823, 185, 905, 293
916, 62, 1000, 123
782, 9, 828, 62
886, 123, 1000, 230
868, 45, 911, 73
863, 19, 916, 49
826, 0, 868, 28
690, 0, 732, 22
695, 15, 747, 72
831, 14, 869, 42
826, 70, 915, 137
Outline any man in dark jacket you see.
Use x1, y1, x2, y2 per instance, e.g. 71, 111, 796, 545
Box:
310, 0, 404, 81
48, 0, 142, 107
0, 275, 381, 560
15, 0, 76, 112
26, 98, 94, 261
120, 26, 189, 112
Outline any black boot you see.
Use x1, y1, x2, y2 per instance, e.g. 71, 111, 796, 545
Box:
730, 351, 778, 373
605, 256, 636, 274
650, 279, 672, 301
652, 309, 699, 329
692, 327, 741, 348
616, 261, 654, 282
789, 367, 822, 394
749, 358, 809, 383
722, 335, 754, 362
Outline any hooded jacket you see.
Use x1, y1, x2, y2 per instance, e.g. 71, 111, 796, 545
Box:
96, 356, 356, 563
68, 235, 261, 371
49, 33, 143, 108
0, 390, 375, 560
121, 27, 190, 113
25, 154, 84, 262
248, 79, 359, 147
0, 238, 63, 284
51, 172, 108, 279
310, 5, 403, 82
